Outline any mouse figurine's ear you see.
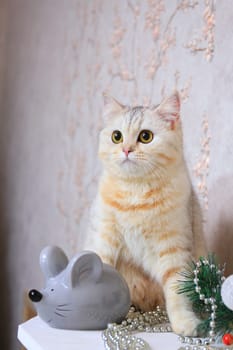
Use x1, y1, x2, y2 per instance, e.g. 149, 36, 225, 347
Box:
40, 246, 68, 279
65, 251, 103, 288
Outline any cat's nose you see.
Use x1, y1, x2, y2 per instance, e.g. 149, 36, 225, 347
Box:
29, 289, 43, 302
122, 148, 132, 157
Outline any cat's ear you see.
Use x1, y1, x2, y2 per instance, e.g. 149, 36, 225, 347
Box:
103, 92, 125, 118
156, 91, 180, 128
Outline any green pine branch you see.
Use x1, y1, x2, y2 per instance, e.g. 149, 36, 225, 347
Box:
177, 254, 233, 336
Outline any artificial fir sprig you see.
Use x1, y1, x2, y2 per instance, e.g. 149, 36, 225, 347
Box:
178, 254, 233, 336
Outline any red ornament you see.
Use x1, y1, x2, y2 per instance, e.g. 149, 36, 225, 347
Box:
222, 333, 233, 345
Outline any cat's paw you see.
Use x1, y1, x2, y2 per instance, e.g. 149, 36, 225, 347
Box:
170, 311, 200, 336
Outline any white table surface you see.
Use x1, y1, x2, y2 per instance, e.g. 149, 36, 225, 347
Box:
18, 316, 182, 350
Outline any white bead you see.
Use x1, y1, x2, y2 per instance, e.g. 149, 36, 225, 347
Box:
210, 320, 215, 328
209, 330, 215, 337
211, 304, 217, 311
107, 323, 114, 329
211, 312, 216, 320
179, 336, 185, 343
209, 297, 215, 304
187, 338, 193, 344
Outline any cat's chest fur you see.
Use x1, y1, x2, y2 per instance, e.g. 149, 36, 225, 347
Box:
100, 170, 192, 257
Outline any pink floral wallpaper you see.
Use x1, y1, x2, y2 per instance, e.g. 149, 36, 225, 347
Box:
58, 0, 216, 253
1, 1, 233, 349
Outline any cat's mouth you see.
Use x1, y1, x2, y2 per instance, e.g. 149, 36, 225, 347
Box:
121, 158, 135, 164
120, 158, 138, 170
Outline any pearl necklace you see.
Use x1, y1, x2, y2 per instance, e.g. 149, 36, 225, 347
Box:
102, 306, 171, 349
102, 306, 233, 350
178, 258, 227, 350
102, 256, 233, 350
193, 259, 221, 342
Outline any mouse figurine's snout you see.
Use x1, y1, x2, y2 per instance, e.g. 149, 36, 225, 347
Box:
29, 246, 131, 330
29, 289, 43, 303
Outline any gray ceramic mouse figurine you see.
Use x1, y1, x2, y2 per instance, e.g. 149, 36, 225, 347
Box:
29, 246, 131, 330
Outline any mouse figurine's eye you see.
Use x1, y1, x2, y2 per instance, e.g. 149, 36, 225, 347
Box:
51, 288, 54, 292
112, 130, 123, 144
138, 130, 153, 144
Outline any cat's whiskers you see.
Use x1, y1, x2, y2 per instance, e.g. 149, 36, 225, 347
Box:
137, 157, 166, 181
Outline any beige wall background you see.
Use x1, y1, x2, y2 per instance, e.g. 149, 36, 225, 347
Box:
1, 0, 233, 349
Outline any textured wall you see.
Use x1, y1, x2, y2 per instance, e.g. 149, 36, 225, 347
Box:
1, 1, 233, 349
0, 1, 10, 348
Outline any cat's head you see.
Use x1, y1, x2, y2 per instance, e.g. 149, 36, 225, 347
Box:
98, 92, 183, 180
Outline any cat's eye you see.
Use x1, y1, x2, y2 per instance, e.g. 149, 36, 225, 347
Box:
138, 130, 153, 144
112, 130, 123, 144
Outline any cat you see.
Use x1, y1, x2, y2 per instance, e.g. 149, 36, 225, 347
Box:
84, 91, 206, 336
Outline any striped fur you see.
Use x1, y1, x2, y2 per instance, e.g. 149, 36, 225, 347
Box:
84, 92, 206, 336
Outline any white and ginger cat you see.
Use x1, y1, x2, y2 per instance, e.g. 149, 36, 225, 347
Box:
84, 91, 206, 336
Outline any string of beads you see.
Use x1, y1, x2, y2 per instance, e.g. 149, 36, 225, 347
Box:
102, 257, 232, 350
